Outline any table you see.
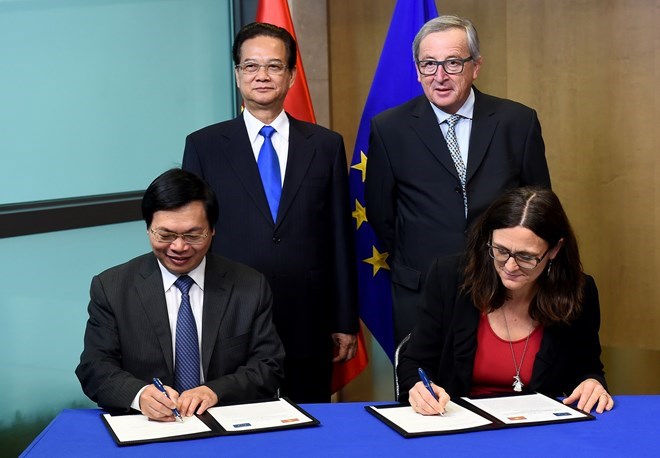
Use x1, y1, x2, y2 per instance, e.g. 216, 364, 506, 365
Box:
21, 396, 658, 457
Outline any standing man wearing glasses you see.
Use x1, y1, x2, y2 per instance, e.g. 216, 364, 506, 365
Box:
365, 15, 551, 347
182, 23, 358, 403
76, 169, 284, 421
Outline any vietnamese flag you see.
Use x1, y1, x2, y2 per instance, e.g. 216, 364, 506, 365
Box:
256, 0, 368, 393
332, 324, 369, 393
256, 0, 315, 123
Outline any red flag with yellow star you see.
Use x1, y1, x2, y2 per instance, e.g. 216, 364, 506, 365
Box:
256, 0, 315, 123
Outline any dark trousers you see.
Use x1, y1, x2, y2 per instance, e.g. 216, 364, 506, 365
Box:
280, 350, 333, 403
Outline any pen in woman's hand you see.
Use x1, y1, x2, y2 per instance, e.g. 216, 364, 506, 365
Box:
418, 368, 445, 416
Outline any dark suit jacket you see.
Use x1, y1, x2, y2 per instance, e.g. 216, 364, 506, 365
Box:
365, 88, 551, 294
397, 255, 607, 402
75, 252, 284, 412
182, 114, 358, 357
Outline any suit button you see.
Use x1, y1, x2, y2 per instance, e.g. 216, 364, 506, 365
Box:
454, 186, 462, 195
272, 236, 281, 244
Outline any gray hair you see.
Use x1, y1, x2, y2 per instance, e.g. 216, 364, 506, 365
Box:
412, 15, 481, 61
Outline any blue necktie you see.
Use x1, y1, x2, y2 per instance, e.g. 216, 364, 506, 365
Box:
174, 275, 200, 393
257, 125, 282, 222
445, 114, 468, 218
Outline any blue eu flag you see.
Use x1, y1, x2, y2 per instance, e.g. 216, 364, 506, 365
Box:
349, 0, 439, 361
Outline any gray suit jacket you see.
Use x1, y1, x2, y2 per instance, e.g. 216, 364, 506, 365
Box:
76, 252, 284, 412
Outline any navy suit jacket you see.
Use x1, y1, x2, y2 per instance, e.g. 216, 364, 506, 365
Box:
397, 255, 607, 402
182, 114, 358, 357
365, 88, 551, 294
76, 252, 284, 412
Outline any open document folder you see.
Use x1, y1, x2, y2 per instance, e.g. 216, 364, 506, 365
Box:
367, 392, 594, 438
102, 398, 319, 446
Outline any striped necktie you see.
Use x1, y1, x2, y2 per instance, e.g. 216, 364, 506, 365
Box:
446, 114, 468, 218
173, 275, 200, 393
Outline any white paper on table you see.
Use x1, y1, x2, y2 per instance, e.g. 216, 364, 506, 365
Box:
102, 413, 211, 443
462, 392, 588, 424
207, 398, 314, 432
369, 401, 493, 434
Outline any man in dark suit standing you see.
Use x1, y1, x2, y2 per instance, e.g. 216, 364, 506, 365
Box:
182, 23, 358, 403
365, 15, 551, 346
76, 169, 284, 421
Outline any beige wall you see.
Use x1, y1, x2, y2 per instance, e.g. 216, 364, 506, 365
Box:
293, 0, 659, 397
289, 0, 330, 127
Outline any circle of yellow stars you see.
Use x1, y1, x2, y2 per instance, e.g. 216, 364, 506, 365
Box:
351, 151, 389, 277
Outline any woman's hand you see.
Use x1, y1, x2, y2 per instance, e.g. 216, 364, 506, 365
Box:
408, 381, 450, 416
563, 378, 614, 414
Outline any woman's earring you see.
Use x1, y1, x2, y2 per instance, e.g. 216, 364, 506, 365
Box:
546, 259, 553, 276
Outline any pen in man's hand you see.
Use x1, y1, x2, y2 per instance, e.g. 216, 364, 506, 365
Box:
152, 377, 184, 422
418, 368, 444, 416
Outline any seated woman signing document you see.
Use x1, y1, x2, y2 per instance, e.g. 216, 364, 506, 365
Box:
398, 187, 614, 416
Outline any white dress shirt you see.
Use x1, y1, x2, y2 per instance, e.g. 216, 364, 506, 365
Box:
130, 258, 207, 411
243, 108, 290, 186
431, 87, 476, 166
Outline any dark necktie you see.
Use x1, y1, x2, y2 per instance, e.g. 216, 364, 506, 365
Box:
258, 125, 282, 222
445, 114, 468, 218
174, 275, 200, 393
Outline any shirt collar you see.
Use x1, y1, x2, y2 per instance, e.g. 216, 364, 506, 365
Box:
430, 87, 476, 124
243, 108, 289, 143
157, 256, 207, 292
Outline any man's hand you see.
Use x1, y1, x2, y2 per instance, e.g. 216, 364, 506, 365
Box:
139, 384, 180, 422
177, 385, 219, 417
331, 333, 357, 363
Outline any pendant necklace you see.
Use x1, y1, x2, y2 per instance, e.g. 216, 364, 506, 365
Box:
502, 309, 532, 392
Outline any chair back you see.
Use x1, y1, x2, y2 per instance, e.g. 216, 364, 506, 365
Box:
393, 333, 411, 400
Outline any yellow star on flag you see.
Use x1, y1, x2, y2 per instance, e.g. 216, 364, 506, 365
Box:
352, 199, 368, 230
351, 151, 368, 182
363, 246, 390, 277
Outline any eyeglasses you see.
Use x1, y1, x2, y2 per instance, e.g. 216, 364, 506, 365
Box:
235, 61, 288, 75
487, 243, 550, 270
149, 228, 210, 245
416, 57, 473, 76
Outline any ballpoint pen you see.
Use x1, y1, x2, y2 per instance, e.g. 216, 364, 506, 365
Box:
418, 368, 445, 416
152, 377, 184, 422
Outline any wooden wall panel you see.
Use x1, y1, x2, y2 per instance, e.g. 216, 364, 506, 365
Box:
502, 0, 660, 349
329, 0, 397, 156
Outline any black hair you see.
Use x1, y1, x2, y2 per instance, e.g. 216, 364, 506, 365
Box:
141, 168, 218, 230
232, 22, 297, 69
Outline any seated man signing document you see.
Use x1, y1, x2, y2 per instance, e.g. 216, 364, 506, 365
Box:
76, 169, 284, 421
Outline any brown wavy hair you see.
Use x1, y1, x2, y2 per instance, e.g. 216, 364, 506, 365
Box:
462, 187, 585, 325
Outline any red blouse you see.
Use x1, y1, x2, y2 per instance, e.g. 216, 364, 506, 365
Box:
470, 313, 544, 396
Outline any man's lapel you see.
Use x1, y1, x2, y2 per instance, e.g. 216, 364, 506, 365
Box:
466, 88, 498, 183
410, 97, 461, 181
136, 255, 174, 375
276, 115, 315, 226
200, 255, 233, 377
222, 116, 274, 224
